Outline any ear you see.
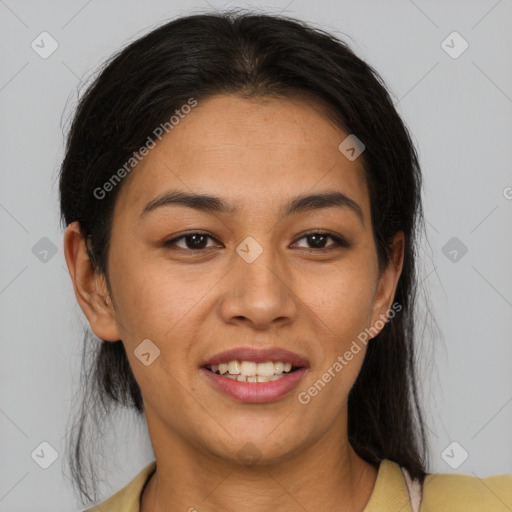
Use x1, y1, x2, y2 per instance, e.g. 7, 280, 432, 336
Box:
63, 221, 121, 342
368, 231, 404, 337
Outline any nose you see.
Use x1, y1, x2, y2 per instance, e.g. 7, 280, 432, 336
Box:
218, 241, 299, 330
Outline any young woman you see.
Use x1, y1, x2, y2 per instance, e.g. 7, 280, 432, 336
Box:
60, 10, 511, 512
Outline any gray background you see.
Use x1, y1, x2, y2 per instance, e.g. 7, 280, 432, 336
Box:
1, 0, 511, 510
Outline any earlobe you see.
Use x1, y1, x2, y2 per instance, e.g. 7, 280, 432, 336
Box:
63, 221, 121, 342
369, 232, 405, 335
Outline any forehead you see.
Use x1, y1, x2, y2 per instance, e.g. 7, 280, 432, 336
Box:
114, 93, 370, 221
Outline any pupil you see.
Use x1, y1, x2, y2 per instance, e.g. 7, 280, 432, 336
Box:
309, 234, 326, 248
188, 235, 207, 249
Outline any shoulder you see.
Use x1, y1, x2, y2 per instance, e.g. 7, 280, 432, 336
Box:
421, 470, 512, 511
82, 460, 157, 512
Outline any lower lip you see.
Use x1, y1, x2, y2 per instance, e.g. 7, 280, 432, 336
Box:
200, 367, 307, 403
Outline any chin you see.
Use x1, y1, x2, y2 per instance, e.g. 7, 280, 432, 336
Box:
201, 429, 306, 467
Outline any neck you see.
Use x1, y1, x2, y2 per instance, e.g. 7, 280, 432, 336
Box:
140, 413, 378, 512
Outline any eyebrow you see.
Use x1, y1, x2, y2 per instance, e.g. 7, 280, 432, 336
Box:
139, 189, 364, 224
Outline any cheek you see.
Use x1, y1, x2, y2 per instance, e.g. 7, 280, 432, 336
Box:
110, 256, 206, 339
296, 276, 374, 417
109, 261, 207, 414
108, 256, 220, 390
333, 286, 374, 343
311, 287, 373, 388
296, 256, 377, 406
304, 262, 377, 343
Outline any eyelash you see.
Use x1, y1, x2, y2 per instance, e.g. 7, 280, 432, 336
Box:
162, 230, 351, 252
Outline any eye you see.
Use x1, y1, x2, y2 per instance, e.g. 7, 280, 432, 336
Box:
162, 230, 350, 252
292, 231, 350, 251
163, 232, 220, 250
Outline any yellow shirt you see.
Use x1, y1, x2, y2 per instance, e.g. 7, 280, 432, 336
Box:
84, 459, 512, 511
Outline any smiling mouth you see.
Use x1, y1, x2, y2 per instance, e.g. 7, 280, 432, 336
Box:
203, 360, 301, 383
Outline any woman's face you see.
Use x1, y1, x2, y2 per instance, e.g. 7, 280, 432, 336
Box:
74, 93, 403, 465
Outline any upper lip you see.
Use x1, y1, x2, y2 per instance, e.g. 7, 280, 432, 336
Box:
200, 347, 309, 368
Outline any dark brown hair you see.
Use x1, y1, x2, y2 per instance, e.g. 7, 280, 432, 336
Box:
59, 9, 428, 505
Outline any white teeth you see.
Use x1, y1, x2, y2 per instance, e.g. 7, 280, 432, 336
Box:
256, 362, 275, 377
240, 361, 257, 377
228, 361, 240, 375
273, 361, 284, 374
206, 359, 298, 379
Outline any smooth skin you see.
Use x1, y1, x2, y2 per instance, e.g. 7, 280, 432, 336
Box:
64, 93, 404, 512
